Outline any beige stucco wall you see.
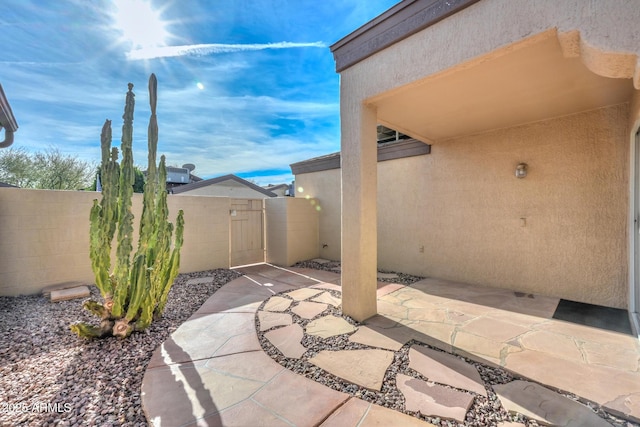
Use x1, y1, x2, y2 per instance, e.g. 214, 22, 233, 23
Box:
176, 180, 272, 198
0, 188, 231, 296
382, 104, 629, 308
298, 104, 630, 308
265, 197, 319, 266
295, 169, 341, 261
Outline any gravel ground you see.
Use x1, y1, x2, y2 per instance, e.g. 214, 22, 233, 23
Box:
1, 261, 637, 427
0, 269, 241, 427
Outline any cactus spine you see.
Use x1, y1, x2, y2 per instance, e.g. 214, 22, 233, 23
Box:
71, 74, 184, 339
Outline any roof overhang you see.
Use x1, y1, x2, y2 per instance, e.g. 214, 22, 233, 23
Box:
330, 0, 481, 72
0, 84, 18, 148
369, 29, 636, 142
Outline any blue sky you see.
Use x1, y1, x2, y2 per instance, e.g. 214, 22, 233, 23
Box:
1, 0, 398, 186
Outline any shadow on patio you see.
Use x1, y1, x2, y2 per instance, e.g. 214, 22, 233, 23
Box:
142, 263, 640, 426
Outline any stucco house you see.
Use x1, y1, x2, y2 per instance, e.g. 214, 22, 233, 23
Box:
171, 173, 278, 198
315, 0, 640, 336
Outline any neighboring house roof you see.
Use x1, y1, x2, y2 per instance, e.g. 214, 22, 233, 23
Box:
171, 174, 278, 197
290, 138, 431, 175
0, 84, 18, 148
0, 181, 17, 188
263, 183, 289, 191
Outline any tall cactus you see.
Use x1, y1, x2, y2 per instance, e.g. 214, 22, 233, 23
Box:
71, 74, 185, 339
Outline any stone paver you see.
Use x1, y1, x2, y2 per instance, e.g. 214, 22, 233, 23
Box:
286, 287, 324, 301
311, 282, 343, 292
349, 325, 409, 351
582, 341, 640, 371
50, 285, 90, 302
263, 296, 292, 312
519, 330, 583, 361
396, 373, 475, 423
494, 380, 612, 427
264, 323, 306, 359
257, 311, 292, 331
309, 349, 394, 391
291, 300, 328, 319
185, 277, 214, 285
143, 264, 640, 426
312, 291, 342, 307
377, 272, 399, 280
461, 317, 529, 342
306, 314, 357, 338
320, 397, 436, 427
409, 345, 487, 396
251, 369, 350, 426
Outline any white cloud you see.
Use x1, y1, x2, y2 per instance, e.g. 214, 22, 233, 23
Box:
127, 41, 327, 60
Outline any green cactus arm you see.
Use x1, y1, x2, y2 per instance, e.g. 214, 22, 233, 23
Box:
125, 253, 148, 322
70, 322, 104, 339
155, 210, 184, 317
82, 299, 110, 320
111, 83, 136, 313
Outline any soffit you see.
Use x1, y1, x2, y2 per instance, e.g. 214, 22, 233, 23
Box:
371, 32, 635, 142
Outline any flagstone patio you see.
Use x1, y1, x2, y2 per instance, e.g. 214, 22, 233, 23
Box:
141, 263, 640, 426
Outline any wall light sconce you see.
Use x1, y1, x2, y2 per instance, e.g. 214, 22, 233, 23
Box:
515, 163, 528, 179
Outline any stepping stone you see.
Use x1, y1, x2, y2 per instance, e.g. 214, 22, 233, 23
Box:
258, 311, 292, 331
311, 291, 341, 307
311, 258, 331, 264
291, 301, 328, 319
286, 288, 324, 301
306, 315, 357, 338
409, 345, 487, 396
310, 283, 342, 293
497, 423, 526, 427
264, 324, 306, 359
50, 286, 90, 302
185, 277, 214, 285
263, 296, 292, 312
377, 272, 399, 280
396, 373, 474, 423
493, 380, 612, 427
349, 325, 409, 351
42, 281, 87, 295
309, 349, 394, 391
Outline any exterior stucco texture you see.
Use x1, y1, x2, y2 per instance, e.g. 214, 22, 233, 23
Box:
298, 104, 629, 308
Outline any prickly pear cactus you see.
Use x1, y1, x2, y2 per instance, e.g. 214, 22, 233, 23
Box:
71, 74, 184, 339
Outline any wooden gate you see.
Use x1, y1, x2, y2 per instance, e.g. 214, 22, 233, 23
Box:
230, 198, 265, 267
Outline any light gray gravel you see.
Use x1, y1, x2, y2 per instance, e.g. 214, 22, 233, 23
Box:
0, 269, 241, 427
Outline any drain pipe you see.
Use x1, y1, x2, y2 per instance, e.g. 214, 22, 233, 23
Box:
0, 84, 18, 148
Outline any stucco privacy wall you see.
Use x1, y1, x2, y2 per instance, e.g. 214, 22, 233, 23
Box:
0, 188, 231, 296
265, 197, 319, 266
295, 169, 341, 261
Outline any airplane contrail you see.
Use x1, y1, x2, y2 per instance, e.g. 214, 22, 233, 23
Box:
127, 41, 326, 60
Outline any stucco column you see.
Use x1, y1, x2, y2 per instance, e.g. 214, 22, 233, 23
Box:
341, 100, 378, 322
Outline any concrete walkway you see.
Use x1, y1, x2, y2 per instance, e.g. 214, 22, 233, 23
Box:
141, 264, 640, 426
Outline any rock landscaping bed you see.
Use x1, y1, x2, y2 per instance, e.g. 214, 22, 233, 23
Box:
0, 269, 241, 427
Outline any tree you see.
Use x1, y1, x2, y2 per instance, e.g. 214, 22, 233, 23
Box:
0, 147, 94, 190
91, 164, 145, 193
